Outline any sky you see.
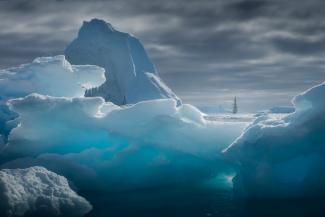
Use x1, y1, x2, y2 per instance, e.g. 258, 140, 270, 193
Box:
0, 0, 325, 112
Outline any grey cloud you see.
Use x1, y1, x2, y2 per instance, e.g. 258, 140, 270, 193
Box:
227, 0, 270, 20
0, 32, 69, 68
272, 37, 325, 55
0, 0, 325, 112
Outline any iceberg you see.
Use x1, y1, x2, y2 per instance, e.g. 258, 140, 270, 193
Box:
0, 166, 92, 217
0, 19, 246, 195
224, 82, 325, 198
0, 55, 106, 145
0, 55, 105, 99
2, 93, 247, 190
0, 54, 246, 192
65, 19, 180, 105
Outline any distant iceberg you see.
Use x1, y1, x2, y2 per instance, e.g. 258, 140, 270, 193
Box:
65, 19, 180, 105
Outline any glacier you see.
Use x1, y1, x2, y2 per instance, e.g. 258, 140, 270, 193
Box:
224, 81, 325, 198
0, 166, 92, 217
65, 19, 180, 105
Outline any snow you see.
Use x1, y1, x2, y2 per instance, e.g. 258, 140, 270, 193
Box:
65, 19, 180, 105
0, 166, 92, 217
224, 81, 325, 198
2, 94, 247, 190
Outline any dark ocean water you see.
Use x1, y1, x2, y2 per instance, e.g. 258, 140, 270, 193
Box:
82, 187, 325, 217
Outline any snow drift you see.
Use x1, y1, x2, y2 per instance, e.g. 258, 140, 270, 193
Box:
65, 19, 180, 105
0, 166, 92, 217
224, 82, 325, 198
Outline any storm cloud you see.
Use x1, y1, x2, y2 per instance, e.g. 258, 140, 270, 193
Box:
0, 0, 325, 111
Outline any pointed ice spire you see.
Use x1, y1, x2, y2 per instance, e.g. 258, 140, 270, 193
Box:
122, 95, 127, 105
232, 96, 238, 114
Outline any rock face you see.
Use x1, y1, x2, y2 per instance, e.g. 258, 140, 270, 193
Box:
65, 19, 180, 105
0, 166, 92, 217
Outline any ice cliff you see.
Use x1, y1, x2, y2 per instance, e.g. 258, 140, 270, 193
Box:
65, 19, 180, 105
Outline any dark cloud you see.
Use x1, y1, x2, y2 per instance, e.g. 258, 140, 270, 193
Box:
10, 1, 37, 12
228, 0, 270, 20
233, 0, 267, 12
0, 0, 325, 112
272, 37, 325, 55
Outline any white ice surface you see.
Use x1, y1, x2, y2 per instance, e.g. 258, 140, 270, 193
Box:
0, 166, 92, 217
